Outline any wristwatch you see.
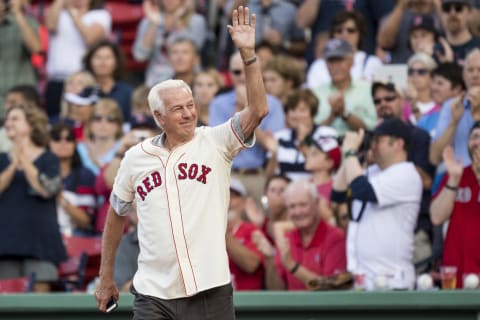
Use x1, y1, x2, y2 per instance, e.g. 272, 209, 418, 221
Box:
343, 149, 357, 158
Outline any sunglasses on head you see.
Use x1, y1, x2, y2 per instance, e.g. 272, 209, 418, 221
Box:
442, 2, 467, 13
373, 95, 397, 105
408, 68, 430, 76
230, 69, 243, 76
334, 27, 357, 34
92, 115, 118, 123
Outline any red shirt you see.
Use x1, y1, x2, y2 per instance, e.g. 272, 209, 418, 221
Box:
228, 222, 265, 290
275, 220, 346, 290
433, 166, 480, 288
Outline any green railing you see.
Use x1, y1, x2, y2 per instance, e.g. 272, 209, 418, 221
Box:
0, 290, 479, 320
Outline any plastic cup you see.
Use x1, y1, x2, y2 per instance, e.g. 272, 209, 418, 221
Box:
440, 266, 457, 290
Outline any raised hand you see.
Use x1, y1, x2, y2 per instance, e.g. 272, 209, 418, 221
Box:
143, 0, 162, 26
442, 145, 463, 180
450, 94, 465, 124
227, 6, 256, 53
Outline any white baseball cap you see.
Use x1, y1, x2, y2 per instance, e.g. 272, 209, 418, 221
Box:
230, 178, 247, 197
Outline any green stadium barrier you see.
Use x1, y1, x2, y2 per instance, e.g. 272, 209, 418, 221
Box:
0, 290, 479, 320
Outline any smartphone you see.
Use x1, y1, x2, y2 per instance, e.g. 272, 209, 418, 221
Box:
106, 297, 118, 313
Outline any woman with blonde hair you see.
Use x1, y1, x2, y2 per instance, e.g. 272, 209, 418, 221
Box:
77, 98, 123, 175
0, 105, 66, 292
193, 68, 224, 126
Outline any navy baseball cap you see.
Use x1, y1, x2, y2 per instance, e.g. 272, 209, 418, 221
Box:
442, 0, 472, 7
64, 86, 100, 105
323, 39, 354, 60
373, 118, 412, 147
409, 15, 438, 38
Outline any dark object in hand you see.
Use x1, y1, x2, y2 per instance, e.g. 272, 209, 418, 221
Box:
306, 271, 354, 290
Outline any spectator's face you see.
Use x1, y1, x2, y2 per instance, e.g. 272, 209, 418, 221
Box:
408, 61, 431, 91
4, 108, 30, 141
409, 29, 435, 54
70, 103, 93, 124
333, 19, 360, 51
229, 53, 245, 87
263, 70, 289, 100
193, 73, 219, 106
90, 107, 121, 140
0, 0, 6, 22
265, 177, 288, 217
371, 135, 397, 169
286, 100, 313, 129
441, 2, 470, 34
326, 56, 353, 84
4, 92, 26, 112
228, 190, 245, 223
431, 75, 457, 104
305, 146, 332, 173
91, 46, 117, 78
468, 127, 480, 164
373, 88, 402, 119
161, 0, 183, 13
285, 188, 317, 231
169, 41, 199, 75
464, 51, 480, 88
49, 129, 76, 160
155, 87, 197, 141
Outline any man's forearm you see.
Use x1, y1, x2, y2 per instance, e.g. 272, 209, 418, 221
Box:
377, 4, 405, 49
429, 121, 458, 165
99, 207, 127, 280
344, 157, 364, 185
14, 13, 41, 53
264, 257, 286, 290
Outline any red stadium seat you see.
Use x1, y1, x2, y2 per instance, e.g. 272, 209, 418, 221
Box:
0, 275, 34, 293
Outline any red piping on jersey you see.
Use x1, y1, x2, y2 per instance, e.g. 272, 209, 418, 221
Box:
173, 152, 199, 292
230, 119, 249, 148
141, 143, 188, 294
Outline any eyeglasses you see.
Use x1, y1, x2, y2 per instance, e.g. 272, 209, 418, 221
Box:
373, 95, 397, 105
230, 69, 243, 76
92, 115, 118, 123
442, 2, 467, 13
408, 68, 430, 76
334, 27, 357, 34
51, 134, 75, 142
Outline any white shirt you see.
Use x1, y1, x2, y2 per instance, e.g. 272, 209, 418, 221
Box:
347, 162, 422, 290
306, 51, 383, 89
112, 118, 252, 299
47, 10, 111, 79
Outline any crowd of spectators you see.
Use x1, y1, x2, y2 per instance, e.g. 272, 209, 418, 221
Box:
1, 0, 480, 293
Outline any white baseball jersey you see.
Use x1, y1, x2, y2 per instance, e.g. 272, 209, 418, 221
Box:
112, 117, 253, 299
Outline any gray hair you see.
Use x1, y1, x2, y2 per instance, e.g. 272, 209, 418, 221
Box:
465, 48, 480, 67
147, 79, 192, 128
407, 52, 437, 70
283, 180, 318, 203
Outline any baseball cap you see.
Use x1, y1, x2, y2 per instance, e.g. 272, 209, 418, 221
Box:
230, 178, 247, 197
373, 118, 412, 147
409, 15, 437, 37
323, 39, 354, 60
442, 0, 472, 7
64, 86, 100, 105
371, 81, 398, 97
310, 126, 342, 171
130, 114, 157, 129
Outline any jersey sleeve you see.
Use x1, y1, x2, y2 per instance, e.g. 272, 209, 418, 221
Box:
112, 150, 135, 203
207, 114, 255, 160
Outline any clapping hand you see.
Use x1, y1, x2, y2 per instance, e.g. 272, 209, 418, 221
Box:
341, 129, 365, 153
143, 0, 162, 26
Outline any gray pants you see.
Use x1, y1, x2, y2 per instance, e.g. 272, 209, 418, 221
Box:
132, 283, 235, 320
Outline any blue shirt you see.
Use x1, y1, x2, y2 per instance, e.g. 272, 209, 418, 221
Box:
208, 90, 285, 169
100, 81, 133, 122
433, 98, 474, 166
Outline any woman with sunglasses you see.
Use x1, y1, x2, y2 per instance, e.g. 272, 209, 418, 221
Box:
77, 98, 123, 176
0, 105, 66, 292
307, 10, 382, 88
404, 53, 437, 124
49, 123, 97, 236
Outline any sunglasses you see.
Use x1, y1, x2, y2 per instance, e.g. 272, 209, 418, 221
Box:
373, 95, 397, 105
334, 27, 357, 34
408, 68, 430, 76
442, 2, 467, 13
51, 133, 75, 142
230, 69, 243, 76
92, 115, 118, 123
